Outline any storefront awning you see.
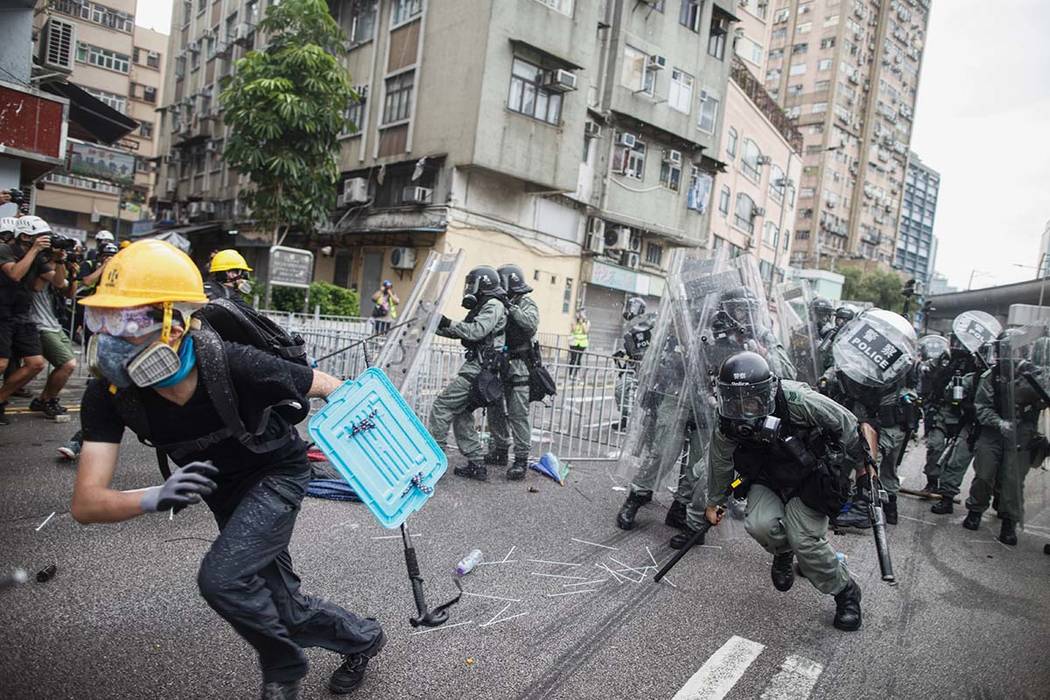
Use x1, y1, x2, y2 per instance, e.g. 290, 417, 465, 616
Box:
41, 81, 138, 145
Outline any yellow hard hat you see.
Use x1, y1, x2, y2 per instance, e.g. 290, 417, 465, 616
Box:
209, 249, 253, 273
81, 239, 208, 308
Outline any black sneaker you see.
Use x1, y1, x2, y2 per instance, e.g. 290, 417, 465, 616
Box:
453, 461, 488, 481
328, 631, 387, 695
29, 397, 47, 412
261, 680, 301, 700
0, 403, 9, 426
43, 399, 68, 419
57, 436, 82, 460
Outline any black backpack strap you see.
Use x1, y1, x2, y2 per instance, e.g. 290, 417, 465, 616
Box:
209, 298, 308, 364
156, 448, 172, 480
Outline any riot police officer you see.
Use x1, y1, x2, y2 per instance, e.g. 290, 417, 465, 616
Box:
613, 297, 652, 431
916, 334, 952, 494
699, 352, 865, 631
428, 266, 507, 481
711, 286, 796, 380
484, 264, 539, 480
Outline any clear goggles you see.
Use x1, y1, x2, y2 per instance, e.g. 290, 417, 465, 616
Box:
717, 378, 776, 420
85, 306, 164, 338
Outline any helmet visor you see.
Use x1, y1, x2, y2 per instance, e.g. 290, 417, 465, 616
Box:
717, 377, 776, 420
85, 305, 164, 338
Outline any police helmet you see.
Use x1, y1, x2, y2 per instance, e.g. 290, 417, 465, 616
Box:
462, 265, 503, 309
622, 296, 647, 321
497, 263, 532, 296
716, 351, 779, 441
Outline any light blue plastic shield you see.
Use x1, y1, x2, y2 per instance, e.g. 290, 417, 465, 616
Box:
308, 367, 447, 529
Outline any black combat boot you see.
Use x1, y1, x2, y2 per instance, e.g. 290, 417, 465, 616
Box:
664, 501, 688, 530
922, 478, 939, 495
833, 578, 863, 631
962, 510, 982, 530
506, 456, 527, 481
669, 524, 707, 550
999, 518, 1018, 546
454, 461, 488, 481
771, 551, 795, 592
884, 495, 898, 525
483, 449, 508, 467
616, 492, 651, 530
930, 494, 954, 515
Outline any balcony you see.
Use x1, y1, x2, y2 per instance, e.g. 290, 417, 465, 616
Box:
730, 56, 803, 153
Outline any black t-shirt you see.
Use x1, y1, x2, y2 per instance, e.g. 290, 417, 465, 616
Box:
81, 342, 315, 517
0, 242, 50, 318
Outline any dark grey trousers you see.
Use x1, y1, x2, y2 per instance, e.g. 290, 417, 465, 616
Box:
197, 470, 383, 683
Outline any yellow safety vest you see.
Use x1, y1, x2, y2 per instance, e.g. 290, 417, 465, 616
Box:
571, 321, 589, 348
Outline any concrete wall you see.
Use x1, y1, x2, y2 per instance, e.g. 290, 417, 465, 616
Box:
0, 6, 33, 84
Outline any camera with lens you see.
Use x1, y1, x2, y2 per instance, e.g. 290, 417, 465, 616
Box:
50, 233, 77, 251
98, 242, 119, 258
5, 188, 25, 205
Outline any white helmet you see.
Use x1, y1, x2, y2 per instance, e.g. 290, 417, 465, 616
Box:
0, 217, 17, 233
14, 215, 51, 237
95, 230, 115, 243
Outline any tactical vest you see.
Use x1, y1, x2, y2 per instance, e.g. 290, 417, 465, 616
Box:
623, 323, 652, 361
504, 298, 535, 358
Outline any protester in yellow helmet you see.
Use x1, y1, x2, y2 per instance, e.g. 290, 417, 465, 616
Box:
204, 248, 254, 302
71, 240, 385, 699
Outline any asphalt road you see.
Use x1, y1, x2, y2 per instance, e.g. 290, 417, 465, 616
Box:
1, 382, 1049, 699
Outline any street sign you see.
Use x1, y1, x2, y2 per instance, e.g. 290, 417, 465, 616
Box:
68, 140, 136, 186
268, 245, 314, 289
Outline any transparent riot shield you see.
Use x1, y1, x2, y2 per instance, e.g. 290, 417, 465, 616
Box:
773, 280, 820, 385
1001, 325, 1050, 526
374, 250, 464, 408
918, 334, 950, 362
615, 251, 693, 493
951, 310, 1002, 355
831, 308, 919, 389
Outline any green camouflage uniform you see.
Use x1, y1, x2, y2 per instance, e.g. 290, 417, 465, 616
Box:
934, 372, 978, 497
488, 295, 539, 462
965, 370, 1040, 522
706, 381, 862, 595
428, 298, 506, 462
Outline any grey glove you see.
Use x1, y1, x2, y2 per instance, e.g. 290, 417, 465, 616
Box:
998, 419, 1015, 439
140, 461, 219, 513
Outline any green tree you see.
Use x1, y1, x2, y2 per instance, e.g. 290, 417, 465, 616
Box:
840, 266, 906, 313
220, 0, 354, 244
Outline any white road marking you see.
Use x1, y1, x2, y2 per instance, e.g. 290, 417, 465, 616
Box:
758, 654, 824, 700
571, 537, 617, 550
671, 635, 766, 700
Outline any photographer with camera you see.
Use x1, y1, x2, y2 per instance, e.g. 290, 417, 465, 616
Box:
0, 215, 60, 425
28, 231, 78, 419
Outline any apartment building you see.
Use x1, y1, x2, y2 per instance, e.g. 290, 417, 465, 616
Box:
764, 0, 931, 271
710, 0, 802, 288
32, 1, 166, 242
1038, 220, 1050, 278
894, 150, 938, 285
157, 0, 737, 346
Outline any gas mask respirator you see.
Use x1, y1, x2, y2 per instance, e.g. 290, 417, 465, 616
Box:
721, 414, 782, 444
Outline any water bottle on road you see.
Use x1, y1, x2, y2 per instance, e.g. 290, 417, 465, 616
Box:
456, 549, 483, 576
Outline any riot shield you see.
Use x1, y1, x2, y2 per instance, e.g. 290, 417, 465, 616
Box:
773, 279, 820, 385
615, 251, 693, 493
951, 310, 1002, 355
918, 334, 950, 362
831, 308, 919, 389
374, 250, 465, 408
1001, 324, 1050, 526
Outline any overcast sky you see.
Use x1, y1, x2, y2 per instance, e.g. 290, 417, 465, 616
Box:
135, 2, 172, 34
135, 2, 1050, 290
911, 0, 1050, 289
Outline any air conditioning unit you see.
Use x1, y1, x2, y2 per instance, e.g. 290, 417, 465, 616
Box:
756, 155, 773, 165
646, 55, 667, 71
205, 140, 219, 154
621, 251, 641, 269
390, 247, 417, 270
584, 121, 602, 139
232, 24, 253, 44
200, 201, 216, 214
401, 186, 433, 205
39, 18, 76, 74
753, 207, 766, 218
587, 229, 605, 255
629, 231, 642, 252
342, 177, 369, 205
604, 226, 630, 250
663, 149, 682, 166
618, 133, 637, 149
165, 178, 176, 193
586, 216, 605, 238
542, 69, 577, 93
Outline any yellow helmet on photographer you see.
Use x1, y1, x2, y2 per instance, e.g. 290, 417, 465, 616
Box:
81, 239, 208, 309
209, 249, 252, 274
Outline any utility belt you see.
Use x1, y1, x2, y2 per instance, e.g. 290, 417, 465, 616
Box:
875, 398, 919, 432
464, 342, 508, 411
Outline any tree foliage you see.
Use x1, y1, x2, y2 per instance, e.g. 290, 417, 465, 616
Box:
271, 281, 360, 317
840, 266, 906, 313
220, 0, 353, 243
